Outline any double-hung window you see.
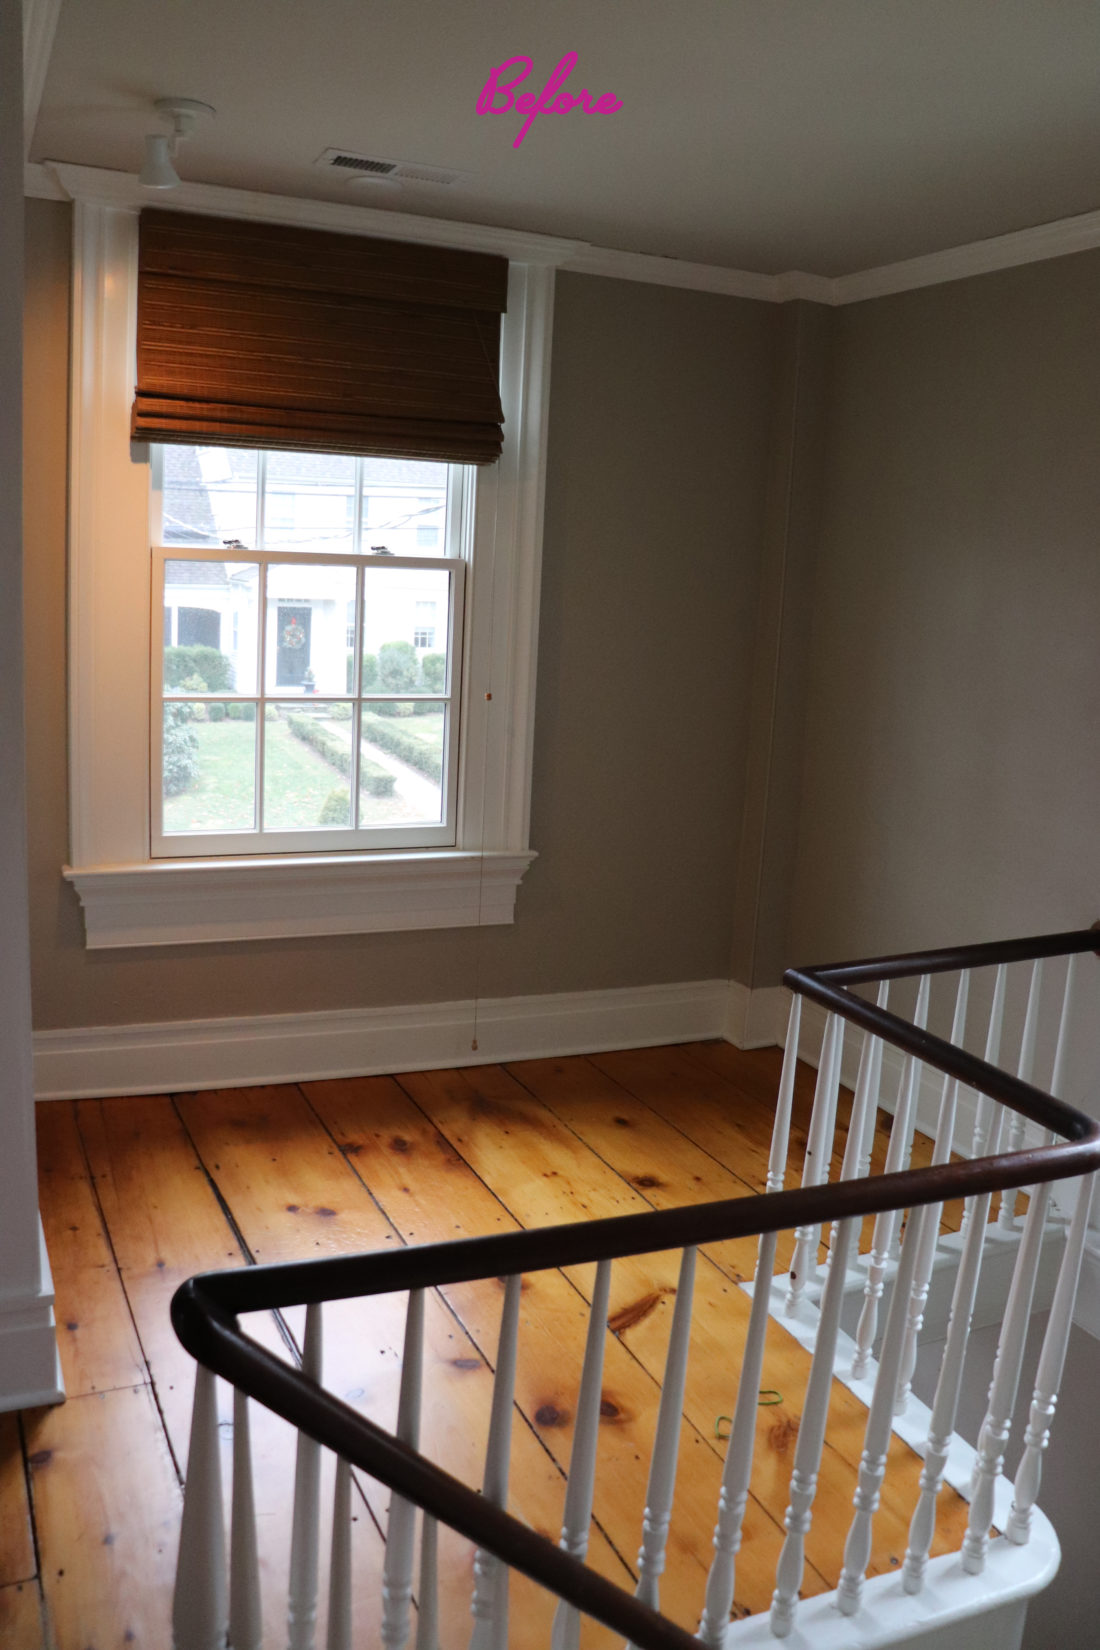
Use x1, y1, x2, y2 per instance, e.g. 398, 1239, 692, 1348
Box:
59, 178, 557, 948
153, 447, 467, 853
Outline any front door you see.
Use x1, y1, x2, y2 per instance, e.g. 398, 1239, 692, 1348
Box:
276, 605, 312, 687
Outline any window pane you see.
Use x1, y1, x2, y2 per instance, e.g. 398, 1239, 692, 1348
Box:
263, 452, 356, 553
161, 703, 256, 833
362, 565, 451, 694
262, 702, 352, 830
361, 458, 448, 559
162, 447, 258, 547
360, 704, 445, 825
163, 561, 259, 694
266, 563, 358, 696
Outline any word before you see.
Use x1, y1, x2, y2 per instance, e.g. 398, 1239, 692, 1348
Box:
478, 52, 624, 148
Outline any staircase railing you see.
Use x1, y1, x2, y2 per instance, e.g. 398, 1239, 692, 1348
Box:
170, 926, 1100, 1650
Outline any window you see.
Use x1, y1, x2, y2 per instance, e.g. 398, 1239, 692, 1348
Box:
153, 449, 463, 853
62, 186, 554, 947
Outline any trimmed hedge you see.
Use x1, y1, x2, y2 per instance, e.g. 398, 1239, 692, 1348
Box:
361, 711, 440, 780
287, 714, 396, 796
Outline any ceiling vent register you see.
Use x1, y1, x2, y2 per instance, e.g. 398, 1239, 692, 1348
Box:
314, 148, 463, 187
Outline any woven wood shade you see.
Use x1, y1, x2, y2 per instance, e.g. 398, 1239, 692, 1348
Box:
131, 211, 509, 464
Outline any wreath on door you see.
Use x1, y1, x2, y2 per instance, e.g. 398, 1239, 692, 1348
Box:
281, 616, 306, 649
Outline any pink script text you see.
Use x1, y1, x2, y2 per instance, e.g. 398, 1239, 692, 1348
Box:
477, 53, 624, 148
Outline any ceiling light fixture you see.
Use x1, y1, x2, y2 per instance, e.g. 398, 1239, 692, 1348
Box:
139, 97, 215, 190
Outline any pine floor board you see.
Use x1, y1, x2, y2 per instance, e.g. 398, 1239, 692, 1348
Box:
0, 1582, 44, 1648
0, 1414, 35, 1587
23, 1040, 980, 1649
35, 1102, 146, 1398
25, 1383, 180, 1650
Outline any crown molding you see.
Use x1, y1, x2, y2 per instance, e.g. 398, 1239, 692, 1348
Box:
24, 161, 1100, 306
561, 243, 776, 302
22, 0, 63, 159
830, 207, 1100, 305
24, 159, 65, 199
40, 161, 588, 265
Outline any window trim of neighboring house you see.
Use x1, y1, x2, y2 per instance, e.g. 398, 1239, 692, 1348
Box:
58, 169, 569, 948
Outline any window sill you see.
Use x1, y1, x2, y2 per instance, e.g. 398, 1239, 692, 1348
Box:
64, 850, 537, 949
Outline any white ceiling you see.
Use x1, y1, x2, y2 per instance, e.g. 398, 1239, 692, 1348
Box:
30, 0, 1100, 277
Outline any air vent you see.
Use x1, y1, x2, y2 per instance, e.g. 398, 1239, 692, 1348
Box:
314, 148, 464, 187
326, 154, 398, 175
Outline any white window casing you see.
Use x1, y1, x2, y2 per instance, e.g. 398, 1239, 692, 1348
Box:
60, 174, 563, 947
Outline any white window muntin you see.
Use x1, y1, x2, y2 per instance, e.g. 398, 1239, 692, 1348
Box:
151, 548, 464, 856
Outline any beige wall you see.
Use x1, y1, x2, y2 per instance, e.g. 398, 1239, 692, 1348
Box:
788, 249, 1100, 969
23, 202, 777, 1029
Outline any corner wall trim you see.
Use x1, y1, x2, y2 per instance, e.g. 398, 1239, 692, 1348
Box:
33, 978, 735, 1100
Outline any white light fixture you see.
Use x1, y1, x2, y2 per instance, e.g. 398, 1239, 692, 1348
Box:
139, 97, 215, 190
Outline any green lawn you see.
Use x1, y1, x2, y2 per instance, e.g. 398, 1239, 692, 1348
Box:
164, 717, 411, 833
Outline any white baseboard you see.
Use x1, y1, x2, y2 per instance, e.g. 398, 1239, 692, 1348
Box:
726, 981, 788, 1050
34, 977, 736, 1100
0, 1221, 65, 1412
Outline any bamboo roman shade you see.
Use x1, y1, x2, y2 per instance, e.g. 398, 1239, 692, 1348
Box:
131, 210, 509, 464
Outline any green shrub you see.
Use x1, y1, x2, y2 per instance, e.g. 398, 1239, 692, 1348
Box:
420, 653, 446, 693
361, 712, 440, 779
207, 702, 227, 722
178, 673, 208, 694
319, 787, 351, 825
226, 701, 257, 722
165, 645, 235, 693
361, 758, 396, 797
361, 652, 379, 692
287, 714, 351, 776
379, 639, 419, 694
328, 702, 353, 721
163, 706, 199, 795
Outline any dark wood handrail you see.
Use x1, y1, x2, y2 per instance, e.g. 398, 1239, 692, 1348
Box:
171, 926, 1100, 1650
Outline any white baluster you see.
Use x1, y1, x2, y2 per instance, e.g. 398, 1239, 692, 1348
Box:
632, 1245, 698, 1628
770, 1214, 859, 1639
550, 1257, 613, 1650
838, 1203, 931, 1615
823, 984, 887, 1296
962, 1171, 1054, 1572
1008, 1172, 1098, 1544
288, 1301, 324, 1650
416, 1516, 441, 1650
698, 1001, 803, 1646
998, 959, 1043, 1232
470, 1273, 523, 1650
854, 982, 889, 1184
963, 953, 1079, 1570
765, 995, 802, 1199
902, 1112, 1006, 1593
786, 1013, 842, 1315
173, 1364, 228, 1650
853, 976, 930, 1378
957, 964, 1007, 1243
895, 970, 970, 1414
382, 1290, 426, 1650
230, 1387, 262, 1650
327, 1456, 353, 1650
699, 1229, 777, 1648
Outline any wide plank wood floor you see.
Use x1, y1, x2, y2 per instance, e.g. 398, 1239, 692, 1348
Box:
6, 1041, 972, 1649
